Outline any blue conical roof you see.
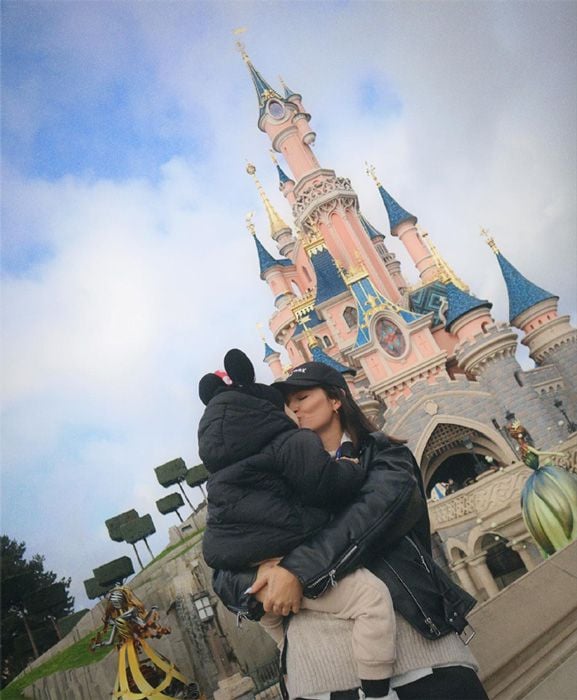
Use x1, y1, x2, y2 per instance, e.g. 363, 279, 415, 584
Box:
444, 282, 492, 331
359, 213, 385, 241
310, 344, 355, 374
283, 83, 300, 99
496, 253, 557, 323
247, 61, 282, 107
276, 164, 293, 186
378, 185, 417, 230
310, 247, 348, 305
253, 235, 292, 279
263, 342, 279, 361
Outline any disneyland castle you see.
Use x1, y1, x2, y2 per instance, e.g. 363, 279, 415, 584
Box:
236, 45, 577, 597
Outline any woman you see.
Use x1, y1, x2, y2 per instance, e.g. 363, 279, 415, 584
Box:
212, 361, 488, 700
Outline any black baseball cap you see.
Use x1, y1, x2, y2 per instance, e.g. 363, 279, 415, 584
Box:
274, 361, 356, 393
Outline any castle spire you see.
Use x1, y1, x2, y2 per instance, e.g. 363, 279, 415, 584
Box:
236, 40, 282, 118
481, 228, 557, 323
246, 163, 289, 236
366, 163, 417, 230
279, 75, 301, 101
247, 163, 296, 257
366, 163, 436, 284
269, 150, 294, 187
359, 213, 385, 242
246, 212, 292, 280
420, 228, 468, 291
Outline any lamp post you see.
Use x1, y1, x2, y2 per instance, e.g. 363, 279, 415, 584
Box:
553, 399, 577, 434
193, 592, 235, 679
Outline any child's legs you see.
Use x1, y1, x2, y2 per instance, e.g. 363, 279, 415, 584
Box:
302, 568, 396, 680
259, 612, 284, 647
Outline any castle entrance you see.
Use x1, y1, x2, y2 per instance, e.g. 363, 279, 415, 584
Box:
419, 422, 508, 496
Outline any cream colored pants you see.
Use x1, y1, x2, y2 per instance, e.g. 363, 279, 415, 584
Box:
260, 567, 396, 681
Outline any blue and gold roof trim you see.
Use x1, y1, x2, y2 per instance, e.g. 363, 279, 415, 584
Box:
481, 229, 556, 323
237, 41, 284, 123
409, 281, 448, 327
341, 263, 421, 348
304, 233, 348, 305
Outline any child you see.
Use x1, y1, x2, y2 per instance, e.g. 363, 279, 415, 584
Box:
198, 350, 396, 699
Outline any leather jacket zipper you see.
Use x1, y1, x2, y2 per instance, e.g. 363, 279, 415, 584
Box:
382, 556, 441, 638
304, 465, 416, 595
405, 535, 431, 574
306, 544, 359, 596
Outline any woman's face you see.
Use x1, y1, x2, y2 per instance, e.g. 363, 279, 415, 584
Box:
285, 386, 342, 434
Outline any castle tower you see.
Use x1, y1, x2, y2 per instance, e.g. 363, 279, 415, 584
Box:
247, 213, 295, 309
358, 213, 408, 293
367, 165, 437, 284
239, 46, 402, 304
483, 231, 577, 411
263, 342, 284, 380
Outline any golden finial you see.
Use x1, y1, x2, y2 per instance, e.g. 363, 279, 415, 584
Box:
245, 211, 256, 236
256, 322, 266, 343
269, 150, 278, 165
365, 162, 382, 187
419, 226, 468, 290
279, 75, 288, 91
233, 28, 249, 62
246, 161, 290, 236
480, 227, 499, 254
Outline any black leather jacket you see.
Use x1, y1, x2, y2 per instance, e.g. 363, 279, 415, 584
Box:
212, 433, 476, 640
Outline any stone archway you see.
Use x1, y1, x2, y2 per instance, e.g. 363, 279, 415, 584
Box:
415, 415, 514, 490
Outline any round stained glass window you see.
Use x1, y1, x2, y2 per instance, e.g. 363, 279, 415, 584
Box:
267, 100, 286, 119
375, 318, 406, 358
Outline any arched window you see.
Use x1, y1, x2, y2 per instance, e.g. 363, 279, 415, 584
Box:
323, 335, 332, 348
343, 306, 358, 329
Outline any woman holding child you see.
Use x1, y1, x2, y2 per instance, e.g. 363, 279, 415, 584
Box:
198, 352, 488, 700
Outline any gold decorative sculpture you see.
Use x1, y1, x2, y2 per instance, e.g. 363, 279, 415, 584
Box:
507, 420, 577, 557
90, 586, 199, 699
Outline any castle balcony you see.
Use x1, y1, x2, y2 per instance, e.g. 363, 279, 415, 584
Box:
427, 432, 577, 608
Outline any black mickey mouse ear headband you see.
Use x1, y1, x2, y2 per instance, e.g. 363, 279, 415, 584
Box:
198, 349, 257, 405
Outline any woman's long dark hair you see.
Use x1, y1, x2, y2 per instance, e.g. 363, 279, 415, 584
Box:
323, 385, 406, 450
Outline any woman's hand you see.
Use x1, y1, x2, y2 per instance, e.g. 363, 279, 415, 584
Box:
249, 564, 303, 616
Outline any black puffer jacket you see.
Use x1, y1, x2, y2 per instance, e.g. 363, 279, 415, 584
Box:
199, 391, 367, 570
213, 433, 476, 640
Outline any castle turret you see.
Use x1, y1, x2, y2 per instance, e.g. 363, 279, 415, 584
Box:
444, 282, 493, 343
247, 214, 295, 309
483, 230, 577, 401
367, 165, 437, 284
271, 153, 296, 206
359, 213, 408, 293
238, 44, 319, 180
263, 342, 285, 380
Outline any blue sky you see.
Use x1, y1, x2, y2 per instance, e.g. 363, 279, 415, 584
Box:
2, 0, 576, 610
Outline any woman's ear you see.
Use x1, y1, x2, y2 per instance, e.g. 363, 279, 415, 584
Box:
224, 348, 255, 386
330, 397, 342, 414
